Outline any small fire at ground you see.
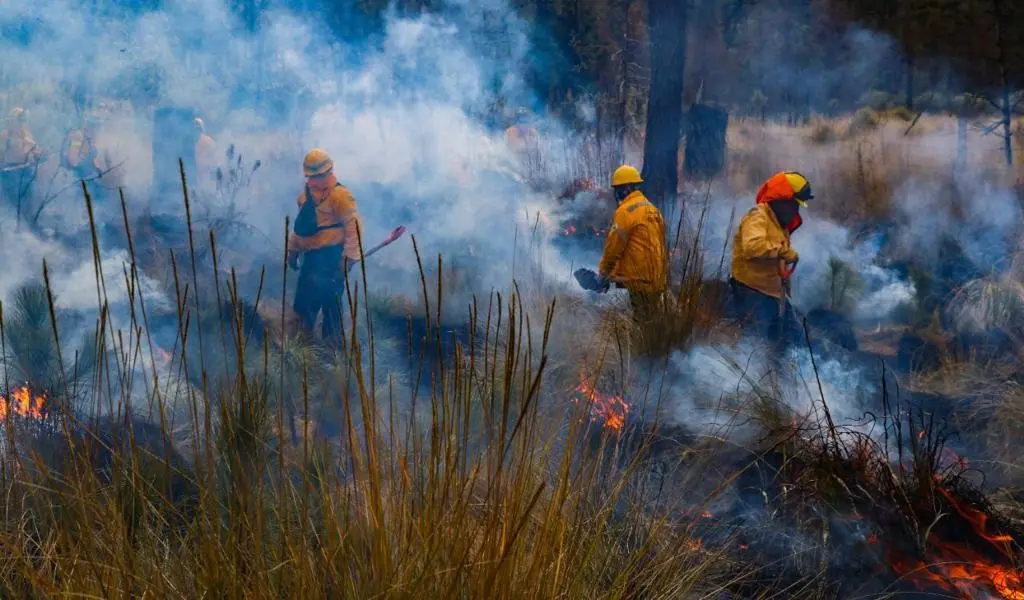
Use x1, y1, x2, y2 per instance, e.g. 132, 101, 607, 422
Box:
560, 223, 607, 238
573, 371, 630, 432
889, 487, 1024, 599
0, 385, 46, 421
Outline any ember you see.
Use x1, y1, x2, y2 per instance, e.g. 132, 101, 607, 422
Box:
889, 487, 1024, 599
573, 371, 630, 432
0, 385, 46, 421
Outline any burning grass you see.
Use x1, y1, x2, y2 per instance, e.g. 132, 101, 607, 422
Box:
2, 160, 1024, 599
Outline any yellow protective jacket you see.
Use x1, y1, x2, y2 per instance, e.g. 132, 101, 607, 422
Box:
65, 129, 103, 172
0, 127, 42, 166
730, 203, 794, 299
598, 190, 667, 294
289, 182, 365, 265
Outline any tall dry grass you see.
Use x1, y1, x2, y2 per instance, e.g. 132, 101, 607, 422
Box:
0, 170, 817, 599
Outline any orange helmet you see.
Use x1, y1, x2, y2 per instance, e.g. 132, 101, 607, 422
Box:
756, 171, 814, 207
303, 148, 333, 177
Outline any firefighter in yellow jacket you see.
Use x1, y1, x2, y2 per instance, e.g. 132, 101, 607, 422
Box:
0, 107, 43, 211
288, 148, 365, 343
730, 171, 812, 352
596, 165, 668, 322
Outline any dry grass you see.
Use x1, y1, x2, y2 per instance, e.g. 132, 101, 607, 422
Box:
726, 112, 1019, 224
3, 108, 1024, 599
0, 177, 826, 599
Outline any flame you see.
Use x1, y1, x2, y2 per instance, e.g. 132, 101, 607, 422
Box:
573, 371, 630, 432
890, 487, 1024, 599
0, 385, 46, 421
562, 224, 577, 236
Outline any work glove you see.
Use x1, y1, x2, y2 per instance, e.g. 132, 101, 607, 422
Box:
780, 247, 799, 266
288, 252, 300, 271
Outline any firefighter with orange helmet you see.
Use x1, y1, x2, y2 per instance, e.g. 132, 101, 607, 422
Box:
288, 148, 365, 343
730, 171, 812, 353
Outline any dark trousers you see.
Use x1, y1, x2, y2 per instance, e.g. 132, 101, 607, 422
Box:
729, 279, 799, 357
629, 289, 664, 326
294, 245, 345, 343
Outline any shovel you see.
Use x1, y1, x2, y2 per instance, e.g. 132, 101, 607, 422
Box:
574, 268, 610, 293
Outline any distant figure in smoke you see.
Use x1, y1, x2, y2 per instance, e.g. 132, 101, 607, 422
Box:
504, 107, 539, 156
0, 107, 43, 214
61, 114, 116, 201
595, 165, 668, 324
729, 171, 812, 356
193, 117, 218, 192
63, 115, 104, 179
288, 148, 365, 344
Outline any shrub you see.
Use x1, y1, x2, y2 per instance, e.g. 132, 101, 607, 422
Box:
845, 107, 880, 137
887, 105, 915, 122
822, 256, 865, 315
808, 121, 838, 145
914, 91, 948, 113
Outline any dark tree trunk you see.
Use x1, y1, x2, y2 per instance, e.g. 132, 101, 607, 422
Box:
904, 55, 915, 109
993, 0, 1014, 166
641, 0, 689, 214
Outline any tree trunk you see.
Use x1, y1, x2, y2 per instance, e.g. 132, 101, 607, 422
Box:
904, 55, 915, 109
1002, 86, 1013, 167
993, 0, 1013, 167
640, 0, 689, 215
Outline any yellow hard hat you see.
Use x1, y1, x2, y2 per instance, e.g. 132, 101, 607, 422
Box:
303, 148, 333, 177
611, 165, 643, 187
9, 107, 26, 121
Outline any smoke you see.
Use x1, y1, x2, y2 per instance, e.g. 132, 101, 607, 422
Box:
1, 0, 600, 318
686, 192, 914, 323
643, 338, 877, 441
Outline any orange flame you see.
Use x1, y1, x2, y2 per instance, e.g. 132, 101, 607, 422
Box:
890, 487, 1024, 599
0, 385, 46, 421
573, 372, 630, 432
562, 225, 577, 236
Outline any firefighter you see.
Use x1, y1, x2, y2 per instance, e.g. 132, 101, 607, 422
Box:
62, 114, 116, 205
63, 115, 105, 181
505, 107, 539, 155
729, 171, 811, 354
595, 165, 668, 323
288, 148, 364, 343
193, 117, 217, 190
0, 107, 43, 212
